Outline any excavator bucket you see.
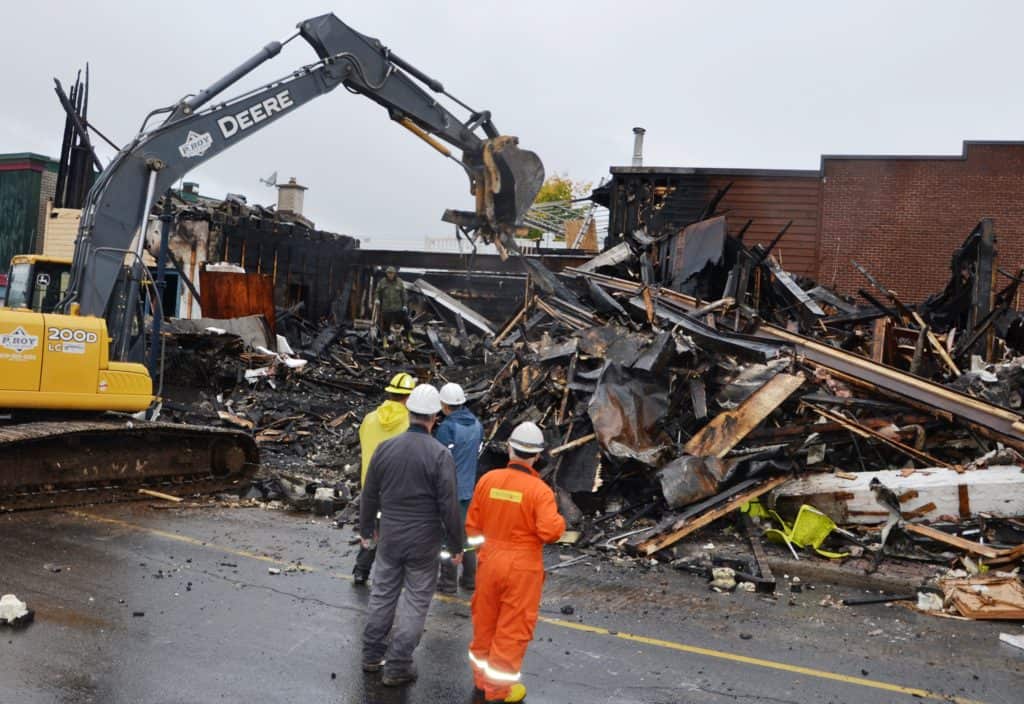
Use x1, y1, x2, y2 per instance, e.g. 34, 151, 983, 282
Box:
480, 136, 545, 237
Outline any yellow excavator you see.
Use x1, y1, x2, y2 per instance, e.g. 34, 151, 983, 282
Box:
0, 13, 543, 510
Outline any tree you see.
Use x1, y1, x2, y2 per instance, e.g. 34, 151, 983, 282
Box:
527, 173, 593, 241
534, 173, 591, 204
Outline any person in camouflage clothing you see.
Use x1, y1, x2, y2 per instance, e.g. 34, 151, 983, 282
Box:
377, 266, 412, 339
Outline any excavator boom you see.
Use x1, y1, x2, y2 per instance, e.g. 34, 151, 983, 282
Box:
0, 13, 542, 511
68, 13, 544, 329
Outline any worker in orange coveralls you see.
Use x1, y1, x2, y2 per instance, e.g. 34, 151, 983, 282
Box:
465, 421, 565, 703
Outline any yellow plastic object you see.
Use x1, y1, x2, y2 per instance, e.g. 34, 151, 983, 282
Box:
764, 504, 849, 559
741, 499, 771, 519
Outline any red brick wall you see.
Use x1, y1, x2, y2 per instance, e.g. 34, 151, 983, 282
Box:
818, 143, 1024, 303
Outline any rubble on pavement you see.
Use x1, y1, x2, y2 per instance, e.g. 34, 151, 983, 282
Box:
154, 207, 1024, 616
0, 594, 33, 628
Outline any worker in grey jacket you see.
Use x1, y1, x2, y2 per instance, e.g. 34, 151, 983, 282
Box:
359, 384, 463, 687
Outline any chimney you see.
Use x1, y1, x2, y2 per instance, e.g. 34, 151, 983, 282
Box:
276, 176, 307, 215
631, 127, 646, 167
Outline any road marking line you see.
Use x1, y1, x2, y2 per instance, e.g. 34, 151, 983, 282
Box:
66, 510, 314, 572
539, 617, 986, 704
68, 510, 988, 704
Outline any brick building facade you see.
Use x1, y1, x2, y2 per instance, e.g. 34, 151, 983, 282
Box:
606, 141, 1024, 304
819, 142, 1024, 302
0, 153, 58, 266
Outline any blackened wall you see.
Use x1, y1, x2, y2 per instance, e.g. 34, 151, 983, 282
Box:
218, 219, 359, 323
605, 167, 821, 278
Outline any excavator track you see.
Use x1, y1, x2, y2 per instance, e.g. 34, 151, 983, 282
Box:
0, 418, 259, 511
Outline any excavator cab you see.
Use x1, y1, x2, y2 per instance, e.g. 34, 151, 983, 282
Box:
2, 255, 72, 314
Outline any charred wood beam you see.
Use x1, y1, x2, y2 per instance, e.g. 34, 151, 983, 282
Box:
969, 219, 996, 358
750, 220, 793, 267
734, 218, 754, 243
852, 261, 917, 322
52, 78, 102, 172
857, 288, 901, 324
636, 476, 790, 556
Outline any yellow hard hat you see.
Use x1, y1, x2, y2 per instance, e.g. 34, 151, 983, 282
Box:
385, 372, 417, 395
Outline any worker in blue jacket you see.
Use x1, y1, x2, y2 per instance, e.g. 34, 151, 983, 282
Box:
435, 382, 484, 593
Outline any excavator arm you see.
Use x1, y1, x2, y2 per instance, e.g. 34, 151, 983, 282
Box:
67, 13, 544, 346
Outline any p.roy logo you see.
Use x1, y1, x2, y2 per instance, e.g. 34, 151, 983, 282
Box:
0, 326, 39, 353
178, 130, 213, 158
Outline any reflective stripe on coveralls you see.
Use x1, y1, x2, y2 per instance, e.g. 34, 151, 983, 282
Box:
465, 460, 565, 700
467, 650, 521, 683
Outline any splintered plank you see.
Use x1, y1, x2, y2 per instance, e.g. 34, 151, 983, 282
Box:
804, 404, 953, 470
637, 476, 789, 556
871, 317, 891, 364
911, 311, 961, 376
217, 411, 254, 430
549, 433, 597, 457
684, 372, 805, 458
904, 523, 1002, 559
138, 488, 184, 503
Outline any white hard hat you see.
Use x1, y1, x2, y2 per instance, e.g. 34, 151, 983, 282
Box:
406, 384, 442, 415
508, 421, 545, 455
439, 382, 466, 406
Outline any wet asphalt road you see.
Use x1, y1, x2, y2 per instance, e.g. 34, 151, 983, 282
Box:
1, 504, 1021, 704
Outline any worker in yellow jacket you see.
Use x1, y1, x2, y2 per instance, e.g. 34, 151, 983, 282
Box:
353, 372, 417, 584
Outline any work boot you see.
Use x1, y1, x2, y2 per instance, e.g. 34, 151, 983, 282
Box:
438, 560, 458, 594
352, 569, 369, 586
459, 551, 477, 590
381, 663, 418, 687
361, 658, 384, 673
485, 683, 527, 703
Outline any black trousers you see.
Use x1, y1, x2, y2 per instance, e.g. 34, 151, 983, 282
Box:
380, 310, 411, 334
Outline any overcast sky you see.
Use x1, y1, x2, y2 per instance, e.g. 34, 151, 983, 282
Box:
3, 1, 1020, 247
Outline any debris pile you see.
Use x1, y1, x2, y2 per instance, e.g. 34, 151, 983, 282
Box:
157, 210, 1024, 604
466, 261, 1022, 559
454, 217, 1024, 604
158, 296, 501, 497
